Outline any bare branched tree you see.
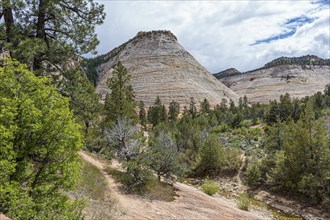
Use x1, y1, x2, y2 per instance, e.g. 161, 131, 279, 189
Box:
105, 116, 140, 160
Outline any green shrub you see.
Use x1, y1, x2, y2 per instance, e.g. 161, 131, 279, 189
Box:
107, 167, 176, 201
201, 181, 219, 196
247, 161, 262, 187
237, 192, 250, 211
240, 119, 252, 128
211, 124, 229, 133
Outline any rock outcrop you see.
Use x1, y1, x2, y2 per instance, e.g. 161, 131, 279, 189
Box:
216, 56, 330, 103
94, 30, 239, 108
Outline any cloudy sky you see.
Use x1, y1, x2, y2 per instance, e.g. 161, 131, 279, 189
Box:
93, 0, 330, 73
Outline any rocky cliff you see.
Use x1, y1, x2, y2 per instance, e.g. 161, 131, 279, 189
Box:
216, 56, 330, 103
94, 30, 239, 108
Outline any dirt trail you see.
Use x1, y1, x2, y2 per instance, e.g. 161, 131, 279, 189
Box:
235, 153, 248, 194
79, 151, 267, 220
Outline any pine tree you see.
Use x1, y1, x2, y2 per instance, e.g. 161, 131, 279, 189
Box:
0, 0, 105, 74
147, 96, 167, 127
198, 134, 225, 175
168, 100, 180, 121
220, 98, 228, 112
104, 61, 137, 124
189, 97, 197, 118
267, 101, 330, 203
229, 99, 236, 113
265, 116, 287, 153
138, 101, 147, 129
200, 98, 210, 114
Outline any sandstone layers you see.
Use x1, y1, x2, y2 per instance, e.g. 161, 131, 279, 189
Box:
217, 62, 330, 104
95, 31, 239, 108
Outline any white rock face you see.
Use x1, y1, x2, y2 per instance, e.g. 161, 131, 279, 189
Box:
219, 64, 330, 103
95, 31, 239, 108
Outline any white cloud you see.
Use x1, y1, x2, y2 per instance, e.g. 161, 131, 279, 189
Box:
93, 0, 330, 72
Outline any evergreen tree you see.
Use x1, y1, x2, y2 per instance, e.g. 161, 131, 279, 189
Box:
0, 0, 105, 74
267, 101, 330, 203
200, 98, 210, 114
238, 97, 243, 112
265, 116, 287, 153
60, 68, 104, 151
229, 99, 236, 113
189, 97, 197, 118
147, 96, 167, 127
265, 100, 280, 124
104, 61, 137, 124
138, 101, 146, 129
168, 100, 180, 121
197, 134, 225, 175
291, 98, 303, 122
278, 93, 292, 120
220, 98, 228, 112
324, 84, 330, 107
243, 95, 248, 109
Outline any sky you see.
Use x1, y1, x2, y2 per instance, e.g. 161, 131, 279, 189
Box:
93, 0, 330, 73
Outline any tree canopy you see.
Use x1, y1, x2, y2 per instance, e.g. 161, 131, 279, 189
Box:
104, 61, 137, 124
0, 59, 83, 219
0, 0, 105, 74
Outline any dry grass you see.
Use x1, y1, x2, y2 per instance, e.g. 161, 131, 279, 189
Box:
78, 159, 108, 200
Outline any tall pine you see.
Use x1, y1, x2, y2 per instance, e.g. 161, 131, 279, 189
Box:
104, 61, 137, 124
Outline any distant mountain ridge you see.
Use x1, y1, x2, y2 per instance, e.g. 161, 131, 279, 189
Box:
215, 55, 330, 80
216, 55, 330, 103
92, 30, 239, 108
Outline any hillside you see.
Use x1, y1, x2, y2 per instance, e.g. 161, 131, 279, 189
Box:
91, 30, 239, 107
215, 55, 330, 103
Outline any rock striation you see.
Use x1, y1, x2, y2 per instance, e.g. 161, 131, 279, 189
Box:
216, 56, 330, 103
94, 30, 239, 108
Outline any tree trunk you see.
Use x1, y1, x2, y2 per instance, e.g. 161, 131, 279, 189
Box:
33, 0, 47, 72
2, 0, 14, 43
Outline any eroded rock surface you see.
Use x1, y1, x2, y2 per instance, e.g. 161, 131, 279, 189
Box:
218, 64, 330, 103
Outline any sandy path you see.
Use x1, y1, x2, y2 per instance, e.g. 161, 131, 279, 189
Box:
79, 151, 266, 220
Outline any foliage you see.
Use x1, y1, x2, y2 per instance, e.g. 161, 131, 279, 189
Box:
264, 55, 330, 68
105, 116, 149, 188
107, 167, 176, 201
197, 134, 225, 175
147, 96, 167, 127
146, 130, 180, 181
0, 0, 105, 74
266, 101, 330, 204
82, 54, 108, 85
200, 98, 210, 114
168, 100, 180, 120
59, 68, 105, 152
104, 61, 137, 124
138, 101, 147, 129
237, 192, 250, 211
104, 117, 139, 158
201, 180, 219, 196
0, 59, 83, 218
247, 158, 262, 187
189, 97, 197, 118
